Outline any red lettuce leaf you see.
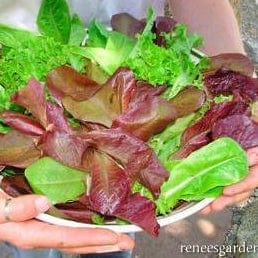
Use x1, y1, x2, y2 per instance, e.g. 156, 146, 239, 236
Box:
176, 100, 250, 158
2, 111, 45, 136
85, 128, 169, 197
172, 132, 210, 159
205, 53, 255, 77
169, 87, 206, 117
153, 16, 177, 46
112, 97, 177, 141
111, 72, 176, 141
0, 130, 41, 168
87, 151, 131, 214
111, 13, 146, 38
205, 68, 258, 102
113, 193, 160, 236
39, 131, 90, 170
61, 69, 126, 127
46, 65, 101, 103
212, 114, 258, 149
82, 150, 159, 236
109, 68, 138, 112
54, 201, 96, 224
111, 13, 177, 47
10, 79, 71, 132
45, 102, 72, 133
181, 101, 249, 145
1, 175, 33, 197
11, 79, 48, 127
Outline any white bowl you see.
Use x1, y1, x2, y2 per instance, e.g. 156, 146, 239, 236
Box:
36, 198, 214, 233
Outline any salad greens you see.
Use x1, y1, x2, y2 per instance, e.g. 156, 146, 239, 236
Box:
0, 35, 71, 111
25, 157, 86, 204
37, 0, 71, 43
149, 113, 196, 164
0, 0, 255, 236
156, 137, 248, 214
0, 2, 208, 112
125, 8, 209, 98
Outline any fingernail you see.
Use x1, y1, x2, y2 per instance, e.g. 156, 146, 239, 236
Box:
95, 245, 121, 253
35, 196, 51, 212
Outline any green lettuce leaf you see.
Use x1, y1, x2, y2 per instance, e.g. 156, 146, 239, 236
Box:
149, 113, 196, 164
156, 137, 248, 214
71, 32, 135, 75
87, 19, 109, 48
0, 24, 38, 48
25, 157, 86, 204
37, 0, 71, 44
69, 14, 86, 46
125, 8, 209, 99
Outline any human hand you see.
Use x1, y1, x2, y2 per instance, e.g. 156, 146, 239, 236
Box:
202, 147, 258, 214
0, 192, 134, 254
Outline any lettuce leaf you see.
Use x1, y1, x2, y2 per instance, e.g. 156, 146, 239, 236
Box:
156, 137, 248, 214
37, 0, 71, 44
25, 157, 86, 204
125, 8, 209, 99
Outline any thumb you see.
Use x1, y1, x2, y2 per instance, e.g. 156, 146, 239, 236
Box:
0, 195, 51, 223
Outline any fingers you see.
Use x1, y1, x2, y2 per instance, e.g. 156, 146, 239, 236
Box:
223, 165, 258, 196
0, 195, 51, 223
0, 220, 135, 252
60, 235, 134, 254
60, 246, 124, 254
247, 147, 258, 166
201, 190, 251, 215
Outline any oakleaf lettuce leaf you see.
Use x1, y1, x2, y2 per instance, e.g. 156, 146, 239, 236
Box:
156, 137, 248, 214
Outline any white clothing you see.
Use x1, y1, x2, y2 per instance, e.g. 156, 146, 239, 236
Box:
0, 0, 165, 31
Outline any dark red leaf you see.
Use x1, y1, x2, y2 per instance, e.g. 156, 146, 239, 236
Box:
111, 74, 175, 141
2, 111, 45, 136
111, 13, 146, 38
1, 175, 33, 197
114, 193, 160, 236
181, 101, 249, 145
46, 65, 101, 103
85, 128, 168, 197
46, 102, 72, 133
172, 132, 210, 159
205, 68, 258, 102
154, 16, 177, 46
111, 13, 177, 48
39, 131, 90, 170
212, 115, 258, 149
10, 78, 72, 134
88, 151, 131, 214
109, 68, 137, 112
0, 130, 41, 168
11, 78, 47, 127
132, 81, 166, 103
54, 201, 96, 223
112, 96, 177, 141
84, 151, 159, 236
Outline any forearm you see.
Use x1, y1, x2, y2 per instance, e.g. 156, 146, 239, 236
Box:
168, 0, 245, 55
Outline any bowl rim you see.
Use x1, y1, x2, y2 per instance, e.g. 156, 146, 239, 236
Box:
36, 198, 214, 233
